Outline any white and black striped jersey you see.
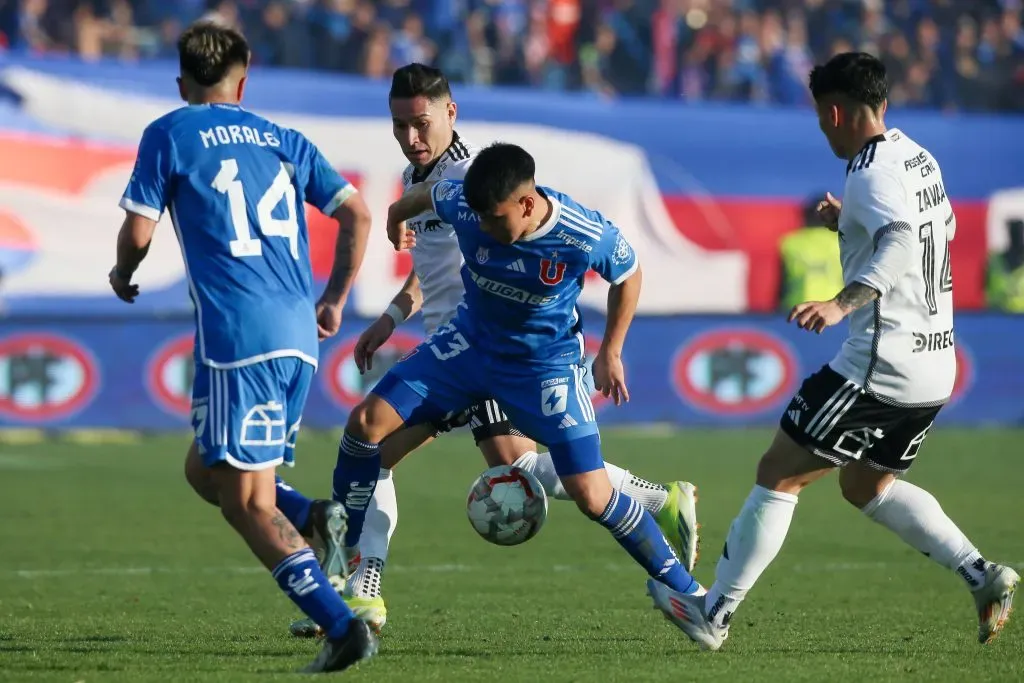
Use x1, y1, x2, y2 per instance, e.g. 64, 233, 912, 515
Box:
830, 128, 957, 407
401, 131, 479, 334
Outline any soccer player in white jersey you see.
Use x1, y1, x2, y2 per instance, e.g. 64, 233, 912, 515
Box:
649, 52, 1019, 650
288, 63, 699, 638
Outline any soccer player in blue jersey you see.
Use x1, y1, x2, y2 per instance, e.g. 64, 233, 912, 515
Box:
330, 142, 704, 628
108, 22, 377, 673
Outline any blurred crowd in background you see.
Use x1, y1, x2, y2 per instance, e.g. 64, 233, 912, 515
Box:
1, 0, 1023, 111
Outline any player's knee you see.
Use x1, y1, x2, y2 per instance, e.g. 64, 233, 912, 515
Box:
346, 395, 402, 443
560, 471, 613, 518
577, 494, 609, 519
755, 448, 801, 493
218, 485, 275, 528
184, 446, 219, 506
755, 430, 832, 494
839, 464, 893, 509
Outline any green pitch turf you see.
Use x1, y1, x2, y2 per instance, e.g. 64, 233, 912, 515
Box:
0, 428, 1021, 682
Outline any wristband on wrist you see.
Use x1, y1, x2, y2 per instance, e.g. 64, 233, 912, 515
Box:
383, 303, 405, 326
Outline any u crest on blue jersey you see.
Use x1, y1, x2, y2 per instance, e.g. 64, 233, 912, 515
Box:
539, 258, 566, 286
476, 246, 489, 264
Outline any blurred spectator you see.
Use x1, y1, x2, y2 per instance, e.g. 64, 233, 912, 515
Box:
0, 0, 1021, 112
987, 219, 1024, 313
777, 195, 844, 312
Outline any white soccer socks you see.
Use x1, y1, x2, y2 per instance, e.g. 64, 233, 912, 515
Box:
705, 485, 799, 628
512, 451, 669, 513
349, 468, 398, 600
862, 479, 987, 589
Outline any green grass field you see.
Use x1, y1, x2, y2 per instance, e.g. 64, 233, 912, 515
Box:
0, 428, 1022, 682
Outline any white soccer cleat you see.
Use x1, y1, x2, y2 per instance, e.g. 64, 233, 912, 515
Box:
973, 562, 1019, 644
647, 578, 727, 651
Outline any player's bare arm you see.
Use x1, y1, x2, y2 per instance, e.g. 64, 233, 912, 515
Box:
794, 168, 915, 335
593, 266, 642, 406
354, 271, 424, 373
109, 212, 158, 303
386, 181, 437, 250
316, 192, 372, 340
834, 281, 879, 313
789, 280, 881, 333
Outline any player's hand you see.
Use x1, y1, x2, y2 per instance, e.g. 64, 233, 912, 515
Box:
387, 219, 416, 251
788, 299, 846, 334
315, 298, 343, 341
592, 349, 630, 406
816, 192, 842, 231
354, 315, 395, 373
108, 266, 139, 303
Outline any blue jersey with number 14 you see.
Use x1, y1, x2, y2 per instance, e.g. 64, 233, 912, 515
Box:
120, 104, 354, 369
430, 179, 639, 367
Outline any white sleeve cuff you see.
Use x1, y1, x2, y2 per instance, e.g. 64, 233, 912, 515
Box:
322, 185, 357, 215
610, 259, 639, 285
119, 197, 162, 221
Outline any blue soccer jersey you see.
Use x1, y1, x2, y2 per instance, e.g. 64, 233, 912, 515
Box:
120, 103, 355, 369
429, 179, 638, 367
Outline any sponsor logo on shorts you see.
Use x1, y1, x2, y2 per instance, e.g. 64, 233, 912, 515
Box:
671, 328, 797, 416
0, 333, 99, 421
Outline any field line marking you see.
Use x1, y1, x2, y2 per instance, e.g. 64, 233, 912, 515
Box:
6, 561, 1023, 579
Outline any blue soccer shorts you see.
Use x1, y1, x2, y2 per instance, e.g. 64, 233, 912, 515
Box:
370, 321, 603, 475
190, 356, 314, 471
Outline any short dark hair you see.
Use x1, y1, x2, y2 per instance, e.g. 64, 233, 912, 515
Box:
463, 143, 536, 214
178, 21, 250, 88
389, 63, 452, 101
808, 52, 887, 110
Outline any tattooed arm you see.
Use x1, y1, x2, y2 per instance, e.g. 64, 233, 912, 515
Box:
322, 192, 373, 306
834, 281, 880, 314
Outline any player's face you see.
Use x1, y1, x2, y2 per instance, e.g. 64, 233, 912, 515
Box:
390, 95, 457, 168
479, 191, 536, 244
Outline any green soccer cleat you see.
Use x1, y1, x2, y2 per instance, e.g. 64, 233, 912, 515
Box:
343, 595, 387, 636
973, 562, 1019, 644
654, 481, 700, 572
290, 594, 387, 638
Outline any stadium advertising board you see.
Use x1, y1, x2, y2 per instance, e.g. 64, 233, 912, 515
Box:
0, 314, 1017, 430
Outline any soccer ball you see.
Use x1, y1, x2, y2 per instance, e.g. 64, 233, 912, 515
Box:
466, 465, 548, 546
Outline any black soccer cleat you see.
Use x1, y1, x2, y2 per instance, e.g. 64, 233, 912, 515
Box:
303, 499, 349, 581
299, 619, 379, 673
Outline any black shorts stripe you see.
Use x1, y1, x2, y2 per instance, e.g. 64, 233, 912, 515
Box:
805, 380, 856, 438
781, 365, 943, 475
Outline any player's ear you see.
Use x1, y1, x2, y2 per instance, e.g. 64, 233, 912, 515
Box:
879, 99, 888, 117
176, 77, 186, 103
448, 100, 457, 124
236, 75, 248, 102
830, 103, 841, 129
520, 193, 534, 218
